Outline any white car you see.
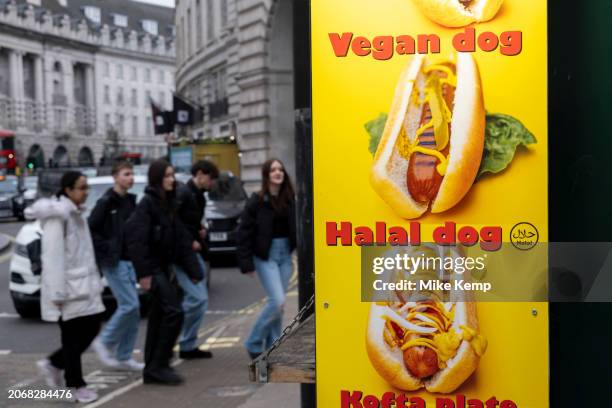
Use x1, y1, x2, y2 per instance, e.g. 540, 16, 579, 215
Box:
9, 175, 147, 318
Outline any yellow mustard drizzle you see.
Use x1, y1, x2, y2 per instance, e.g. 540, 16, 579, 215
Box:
460, 325, 488, 356
398, 64, 457, 176
387, 300, 487, 370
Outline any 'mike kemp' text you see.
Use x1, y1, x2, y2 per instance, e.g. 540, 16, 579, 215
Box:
329, 28, 522, 59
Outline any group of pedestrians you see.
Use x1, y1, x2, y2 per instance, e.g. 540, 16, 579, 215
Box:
26, 156, 296, 403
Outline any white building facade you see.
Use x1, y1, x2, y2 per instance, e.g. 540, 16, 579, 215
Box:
0, 0, 176, 168
174, 0, 294, 190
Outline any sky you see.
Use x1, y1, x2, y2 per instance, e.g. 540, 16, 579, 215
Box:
135, 0, 175, 8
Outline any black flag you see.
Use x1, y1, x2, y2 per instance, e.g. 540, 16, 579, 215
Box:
173, 94, 195, 125
151, 98, 174, 134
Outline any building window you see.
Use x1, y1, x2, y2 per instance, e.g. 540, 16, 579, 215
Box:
104, 85, 110, 104
208, 67, 228, 120
117, 87, 124, 106
196, 1, 203, 48
103, 62, 110, 77
159, 70, 165, 84
83, 6, 101, 24
180, 16, 186, 61
145, 68, 151, 83
221, 0, 228, 27
146, 116, 152, 135
141, 19, 158, 35
73, 64, 86, 105
0, 51, 9, 96
113, 14, 128, 27
116, 114, 125, 134
145, 90, 151, 105
206, 0, 214, 41
131, 66, 137, 81
167, 25, 176, 37
132, 115, 138, 136
105, 113, 112, 131
131, 89, 138, 106
159, 91, 165, 108
187, 8, 193, 55
23, 55, 35, 100
116, 64, 123, 79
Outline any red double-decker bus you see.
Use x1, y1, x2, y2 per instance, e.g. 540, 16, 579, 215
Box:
0, 130, 16, 174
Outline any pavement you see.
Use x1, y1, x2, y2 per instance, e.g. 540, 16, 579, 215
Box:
0, 219, 303, 407
3, 283, 301, 408
83, 288, 301, 408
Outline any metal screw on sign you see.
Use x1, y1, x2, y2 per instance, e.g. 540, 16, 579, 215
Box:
323, 302, 329, 309
532, 309, 538, 317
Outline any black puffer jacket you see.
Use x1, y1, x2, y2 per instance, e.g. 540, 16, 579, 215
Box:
175, 179, 205, 244
236, 193, 296, 273
125, 186, 202, 281
88, 188, 136, 267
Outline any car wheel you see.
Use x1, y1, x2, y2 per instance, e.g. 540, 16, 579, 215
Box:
17, 213, 25, 222
11, 296, 40, 319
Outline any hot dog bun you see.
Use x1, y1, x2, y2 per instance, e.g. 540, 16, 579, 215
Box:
411, 0, 504, 27
366, 301, 481, 393
370, 53, 485, 219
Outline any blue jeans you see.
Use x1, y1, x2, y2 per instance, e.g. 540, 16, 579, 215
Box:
245, 238, 293, 354
175, 254, 208, 351
99, 261, 140, 362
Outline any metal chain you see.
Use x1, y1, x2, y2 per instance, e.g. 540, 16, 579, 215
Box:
262, 294, 315, 359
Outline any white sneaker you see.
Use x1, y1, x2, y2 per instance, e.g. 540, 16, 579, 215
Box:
36, 359, 62, 387
91, 338, 119, 368
72, 387, 98, 403
115, 358, 145, 371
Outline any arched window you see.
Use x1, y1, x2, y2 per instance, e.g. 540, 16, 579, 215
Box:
78, 146, 94, 166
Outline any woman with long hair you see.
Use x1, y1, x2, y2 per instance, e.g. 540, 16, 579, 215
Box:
126, 159, 202, 385
27, 171, 104, 403
237, 158, 297, 359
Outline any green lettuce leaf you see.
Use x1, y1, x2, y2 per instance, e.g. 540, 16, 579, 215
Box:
364, 113, 388, 155
364, 112, 537, 180
479, 113, 537, 178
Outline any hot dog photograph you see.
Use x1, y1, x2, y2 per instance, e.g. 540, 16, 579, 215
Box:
366, 246, 487, 393
368, 53, 536, 220
412, 0, 505, 27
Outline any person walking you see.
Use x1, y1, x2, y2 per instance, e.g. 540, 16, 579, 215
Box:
237, 159, 297, 360
27, 171, 104, 403
175, 160, 219, 359
126, 159, 203, 385
88, 162, 144, 371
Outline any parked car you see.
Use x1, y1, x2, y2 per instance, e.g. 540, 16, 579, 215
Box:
0, 175, 22, 220
9, 175, 147, 318
204, 172, 247, 258
12, 175, 38, 221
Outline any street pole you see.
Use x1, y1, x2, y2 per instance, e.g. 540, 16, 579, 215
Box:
293, 0, 315, 407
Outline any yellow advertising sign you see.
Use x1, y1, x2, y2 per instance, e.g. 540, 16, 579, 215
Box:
312, 0, 548, 406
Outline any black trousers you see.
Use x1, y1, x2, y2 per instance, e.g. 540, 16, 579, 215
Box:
49, 313, 101, 388
144, 272, 184, 374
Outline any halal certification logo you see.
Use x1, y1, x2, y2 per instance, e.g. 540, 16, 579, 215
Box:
510, 222, 539, 250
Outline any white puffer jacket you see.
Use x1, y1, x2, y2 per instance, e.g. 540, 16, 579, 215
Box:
25, 196, 105, 322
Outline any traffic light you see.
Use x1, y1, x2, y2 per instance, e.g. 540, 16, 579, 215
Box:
26, 156, 36, 170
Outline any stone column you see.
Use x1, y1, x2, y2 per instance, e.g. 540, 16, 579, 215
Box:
65, 61, 74, 108
8, 49, 24, 100
8, 50, 25, 126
